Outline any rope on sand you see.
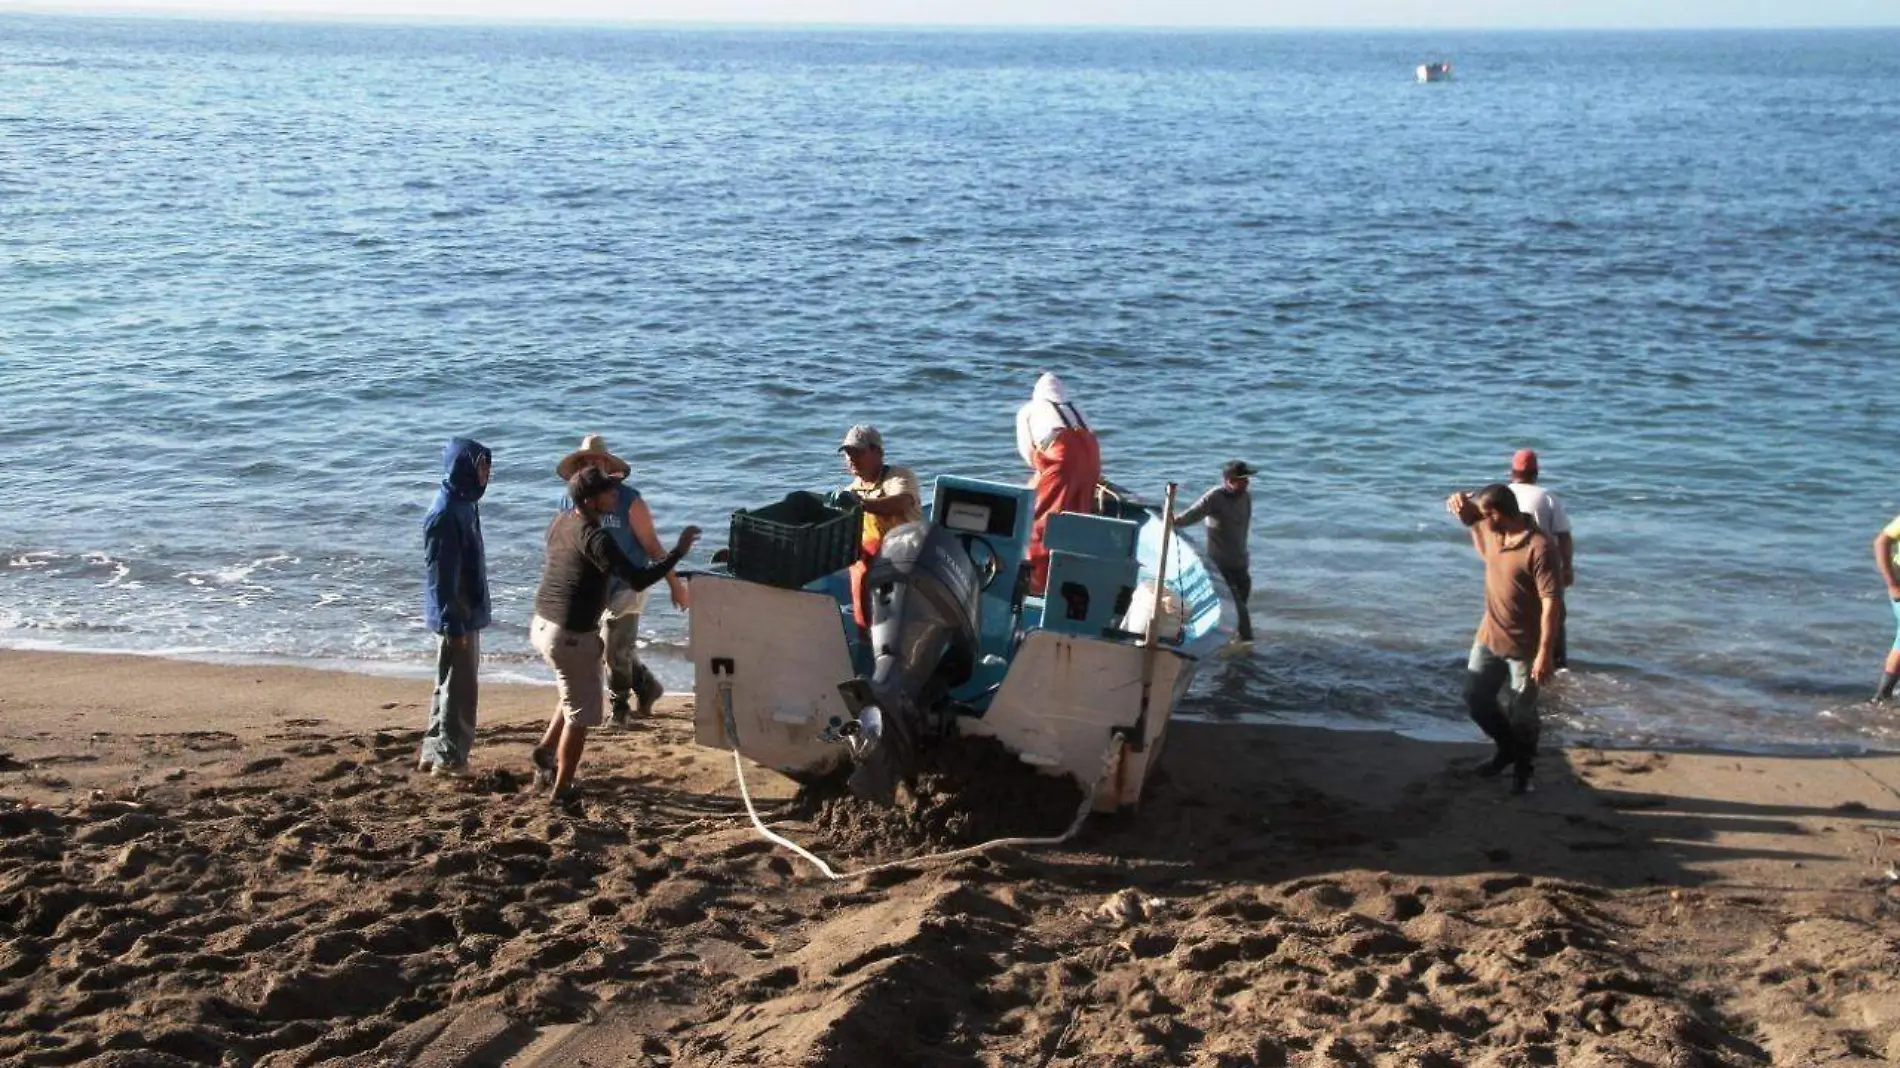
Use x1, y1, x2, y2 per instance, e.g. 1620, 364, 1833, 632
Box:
724, 726, 1125, 882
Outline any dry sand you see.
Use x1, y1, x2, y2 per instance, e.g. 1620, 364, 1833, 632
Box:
2, 648, 1898, 1067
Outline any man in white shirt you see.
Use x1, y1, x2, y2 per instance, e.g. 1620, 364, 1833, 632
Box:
1508, 449, 1573, 667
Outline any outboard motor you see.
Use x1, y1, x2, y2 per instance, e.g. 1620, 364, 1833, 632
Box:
828, 521, 981, 802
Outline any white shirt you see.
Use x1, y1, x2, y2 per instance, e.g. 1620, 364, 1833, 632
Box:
1015, 373, 1088, 467
1509, 482, 1571, 537
1015, 401, 1089, 466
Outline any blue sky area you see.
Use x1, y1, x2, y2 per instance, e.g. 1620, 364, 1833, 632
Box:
1, 0, 1896, 28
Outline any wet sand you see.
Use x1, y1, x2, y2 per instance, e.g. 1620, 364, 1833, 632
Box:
2, 648, 1898, 1067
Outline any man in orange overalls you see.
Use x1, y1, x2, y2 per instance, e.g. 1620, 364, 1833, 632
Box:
1015, 374, 1102, 595
837, 424, 923, 631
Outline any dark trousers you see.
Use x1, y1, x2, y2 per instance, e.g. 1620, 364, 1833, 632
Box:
1218, 564, 1254, 641
1465, 641, 1540, 768
420, 632, 480, 768
602, 610, 658, 706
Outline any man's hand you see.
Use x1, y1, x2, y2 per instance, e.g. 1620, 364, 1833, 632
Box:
674, 526, 702, 556
1888, 583, 1900, 602
1445, 492, 1479, 526
1531, 651, 1556, 685
670, 580, 691, 611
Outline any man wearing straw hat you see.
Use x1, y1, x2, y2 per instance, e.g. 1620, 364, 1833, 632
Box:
554, 434, 690, 726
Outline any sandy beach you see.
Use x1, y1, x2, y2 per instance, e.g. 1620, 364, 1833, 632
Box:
2, 647, 1897, 1067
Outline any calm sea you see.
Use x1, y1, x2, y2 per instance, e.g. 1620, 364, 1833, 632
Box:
3, 16, 1897, 751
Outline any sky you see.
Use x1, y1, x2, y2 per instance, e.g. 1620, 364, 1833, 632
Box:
0, 0, 1895, 28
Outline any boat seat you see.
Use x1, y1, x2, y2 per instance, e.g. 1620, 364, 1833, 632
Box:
1036, 550, 1138, 638
1044, 512, 1138, 561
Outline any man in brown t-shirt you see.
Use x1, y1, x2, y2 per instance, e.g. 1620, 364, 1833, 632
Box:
1447, 483, 1565, 795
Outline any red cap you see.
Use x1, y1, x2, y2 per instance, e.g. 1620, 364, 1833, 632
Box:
1511, 449, 1538, 472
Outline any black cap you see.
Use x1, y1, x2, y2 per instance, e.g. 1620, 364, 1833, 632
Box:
1223, 460, 1258, 479
567, 466, 620, 505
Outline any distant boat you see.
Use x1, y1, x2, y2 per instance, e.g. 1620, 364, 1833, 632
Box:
1417, 61, 1453, 83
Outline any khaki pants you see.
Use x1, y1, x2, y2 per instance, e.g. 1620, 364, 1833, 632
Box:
602, 586, 657, 706
531, 615, 605, 728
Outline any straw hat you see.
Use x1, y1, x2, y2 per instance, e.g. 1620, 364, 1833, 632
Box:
555, 434, 631, 480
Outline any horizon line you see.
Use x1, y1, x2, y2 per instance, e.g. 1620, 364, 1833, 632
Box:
3, 6, 1898, 33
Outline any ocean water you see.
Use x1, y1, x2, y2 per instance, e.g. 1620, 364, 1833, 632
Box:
3, 16, 1898, 751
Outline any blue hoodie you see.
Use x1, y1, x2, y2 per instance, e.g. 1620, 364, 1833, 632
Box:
423, 437, 492, 637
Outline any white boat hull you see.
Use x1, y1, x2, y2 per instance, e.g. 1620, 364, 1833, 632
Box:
690, 574, 851, 780
963, 629, 1195, 811
690, 481, 1228, 811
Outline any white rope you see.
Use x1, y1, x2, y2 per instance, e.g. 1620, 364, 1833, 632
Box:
726, 726, 1126, 882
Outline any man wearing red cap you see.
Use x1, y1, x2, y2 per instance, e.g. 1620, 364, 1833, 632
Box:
1508, 449, 1573, 667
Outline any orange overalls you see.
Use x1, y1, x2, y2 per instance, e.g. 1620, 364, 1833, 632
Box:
850, 533, 880, 632
848, 468, 913, 632
1026, 403, 1102, 595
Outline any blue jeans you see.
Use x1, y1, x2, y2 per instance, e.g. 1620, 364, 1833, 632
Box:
1465, 641, 1540, 766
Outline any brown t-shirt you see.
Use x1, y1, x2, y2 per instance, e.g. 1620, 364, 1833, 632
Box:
1477, 526, 1563, 660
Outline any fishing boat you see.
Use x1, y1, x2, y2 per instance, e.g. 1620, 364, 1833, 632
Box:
1417, 61, 1453, 83
689, 476, 1226, 813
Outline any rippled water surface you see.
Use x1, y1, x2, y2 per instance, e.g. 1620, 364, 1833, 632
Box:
3, 17, 1898, 750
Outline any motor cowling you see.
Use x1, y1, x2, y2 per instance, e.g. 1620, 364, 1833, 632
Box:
836, 521, 981, 801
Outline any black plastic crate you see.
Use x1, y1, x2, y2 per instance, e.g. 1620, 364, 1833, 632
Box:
727, 491, 863, 589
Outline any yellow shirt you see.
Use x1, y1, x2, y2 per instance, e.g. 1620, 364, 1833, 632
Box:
1885, 514, 1900, 568
849, 465, 923, 546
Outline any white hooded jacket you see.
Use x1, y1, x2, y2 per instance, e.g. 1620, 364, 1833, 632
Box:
1014, 373, 1090, 467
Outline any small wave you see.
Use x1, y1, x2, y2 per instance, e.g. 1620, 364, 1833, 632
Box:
0, 616, 134, 634
179, 554, 299, 588
70, 552, 131, 586
906, 365, 971, 385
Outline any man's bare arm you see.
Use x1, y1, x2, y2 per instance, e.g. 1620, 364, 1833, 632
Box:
1445, 492, 1487, 559
628, 498, 688, 608
860, 493, 917, 518
1533, 595, 1564, 684
1876, 532, 1900, 598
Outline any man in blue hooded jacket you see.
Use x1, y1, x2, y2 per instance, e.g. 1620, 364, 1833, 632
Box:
419, 437, 493, 775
